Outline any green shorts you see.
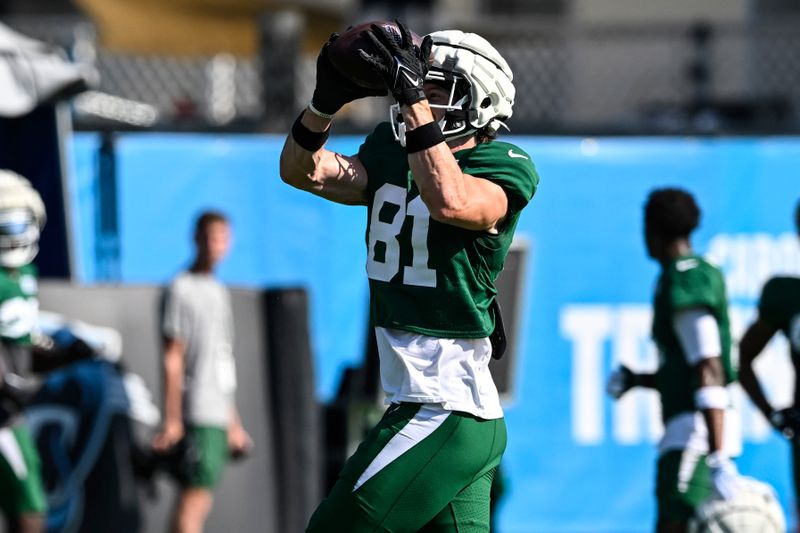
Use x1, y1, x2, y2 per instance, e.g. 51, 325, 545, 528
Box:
656, 449, 713, 524
306, 403, 507, 533
0, 426, 47, 517
182, 425, 228, 489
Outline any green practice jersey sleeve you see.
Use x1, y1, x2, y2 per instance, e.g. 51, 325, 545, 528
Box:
653, 256, 734, 423
456, 141, 539, 216
669, 258, 723, 311
0, 264, 38, 345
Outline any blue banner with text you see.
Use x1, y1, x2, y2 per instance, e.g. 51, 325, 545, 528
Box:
68, 133, 800, 532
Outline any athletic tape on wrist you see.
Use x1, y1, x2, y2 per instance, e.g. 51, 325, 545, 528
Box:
405, 121, 445, 154
291, 111, 330, 152
307, 102, 335, 120
694, 385, 729, 410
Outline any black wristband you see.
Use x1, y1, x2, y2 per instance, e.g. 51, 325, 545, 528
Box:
291, 111, 330, 152
405, 121, 445, 154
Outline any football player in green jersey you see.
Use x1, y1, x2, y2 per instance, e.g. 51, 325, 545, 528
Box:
607, 188, 741, 533
280, 22, 538, 533
0, 170, 47, 533
739, 199, 800, 519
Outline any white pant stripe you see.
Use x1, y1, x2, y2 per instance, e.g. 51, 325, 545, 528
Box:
677, 448, 703, 493
353, 405, 450, 492
0, 428, 28, 479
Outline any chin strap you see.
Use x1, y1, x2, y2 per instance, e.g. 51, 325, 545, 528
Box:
490, 119, 511, 133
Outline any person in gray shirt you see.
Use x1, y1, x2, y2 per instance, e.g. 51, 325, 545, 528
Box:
153, 210, 252, 533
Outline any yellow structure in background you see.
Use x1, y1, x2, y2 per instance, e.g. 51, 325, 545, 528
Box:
77, 0, 345, 56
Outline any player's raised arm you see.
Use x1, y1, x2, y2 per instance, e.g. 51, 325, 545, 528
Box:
279, 33, 385, 206
404, 100, 508, 231
359, 23, 517, 231
280, 112, 367, 205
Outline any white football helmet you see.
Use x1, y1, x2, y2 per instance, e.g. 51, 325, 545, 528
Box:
689, 477, 786, 533
0, 170, 47, 268
392, 30, 515, 145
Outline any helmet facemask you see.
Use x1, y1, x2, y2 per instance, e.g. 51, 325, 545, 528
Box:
390, 30, 515, 147
390, 69, 476, 146
0, 208, 40, 268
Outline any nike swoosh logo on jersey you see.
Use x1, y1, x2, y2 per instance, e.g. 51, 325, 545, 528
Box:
508, 149, 528, 159
676, 258, 699, 272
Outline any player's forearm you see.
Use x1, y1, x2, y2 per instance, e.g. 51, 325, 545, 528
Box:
403, 102, 473, 220
162, 349, 184, 425
738, 319, 778, 419
695, 357, 728, 452
279, 110, 333, 189
634, 373, 657, 389
229, 406, 242, 430
702, 407, 725, 452
738, 361, 774, 420
280, 110, 367, 205
409, 145, 473, 223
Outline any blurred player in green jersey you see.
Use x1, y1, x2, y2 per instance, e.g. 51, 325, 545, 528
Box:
738, 199, 800, 519
607, 188, 741, 533
280, 22, 538, 533
0, 170, 47, 533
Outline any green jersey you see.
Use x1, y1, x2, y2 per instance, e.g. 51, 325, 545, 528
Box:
0, 268, 45, 514
757, 276, 800, 404
0, 264, 38, 346
357, 123, 539, 338
652, 255, 734, 423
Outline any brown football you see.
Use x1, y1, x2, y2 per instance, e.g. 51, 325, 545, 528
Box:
328, 21, 423, 90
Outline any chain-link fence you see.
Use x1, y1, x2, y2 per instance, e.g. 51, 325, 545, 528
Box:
428, 17, 800, 133
5, 14, 800, 133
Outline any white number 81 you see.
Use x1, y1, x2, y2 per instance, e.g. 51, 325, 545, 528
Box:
366, 183, 436, 288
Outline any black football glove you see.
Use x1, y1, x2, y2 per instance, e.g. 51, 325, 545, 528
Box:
606, 365, 636, 399
311, 33, 387, 117
360, 21, 433, 107
770, 407, 800, 439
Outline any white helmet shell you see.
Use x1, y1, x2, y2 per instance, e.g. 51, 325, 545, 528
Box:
0, 170, 46, 268
427, 30, 515, 134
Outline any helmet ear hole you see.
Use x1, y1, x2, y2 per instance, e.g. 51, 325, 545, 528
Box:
480, 97, 492, 109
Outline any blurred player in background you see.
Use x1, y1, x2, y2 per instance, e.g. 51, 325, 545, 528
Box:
0, 170, 47, 533
607, 188, 741, 533
153, 210, 252, 533
738, 199, 800, 519
281, 21, 538, 532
